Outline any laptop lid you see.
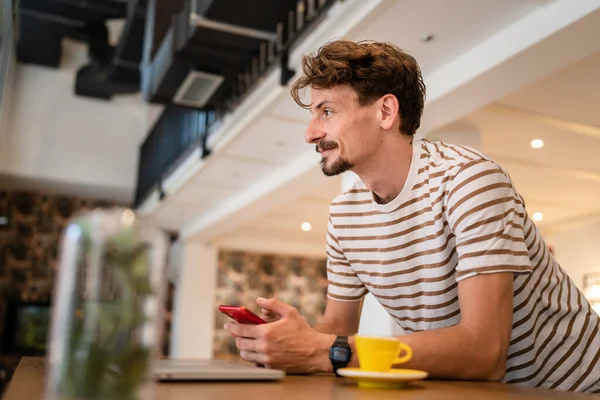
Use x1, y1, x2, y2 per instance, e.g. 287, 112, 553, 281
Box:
154, 359, 285, 381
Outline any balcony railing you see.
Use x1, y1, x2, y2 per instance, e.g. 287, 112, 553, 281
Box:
135, 106, 218, 205
134, 0, 337, 207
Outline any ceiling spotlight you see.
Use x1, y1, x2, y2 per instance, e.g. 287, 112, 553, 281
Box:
532, 212, 544, 222
530, 139, 544, 149
301, 222, 312, 232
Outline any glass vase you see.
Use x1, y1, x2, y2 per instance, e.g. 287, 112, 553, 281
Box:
45, 208, 168, 400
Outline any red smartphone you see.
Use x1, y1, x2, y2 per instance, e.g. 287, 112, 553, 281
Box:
218, 305, 267, 325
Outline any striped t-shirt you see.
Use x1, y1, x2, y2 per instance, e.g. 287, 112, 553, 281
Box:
326, 138, 600, 393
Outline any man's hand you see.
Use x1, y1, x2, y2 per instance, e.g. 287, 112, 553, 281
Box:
224, 297, 336, 373
259, 307, 281, 323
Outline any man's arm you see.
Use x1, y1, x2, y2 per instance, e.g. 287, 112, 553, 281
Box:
378, 272, 513, 380
313, 271, 513, 379
313, 297, 364, 336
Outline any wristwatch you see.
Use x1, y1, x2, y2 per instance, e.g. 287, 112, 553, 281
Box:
329, 336, 352, 375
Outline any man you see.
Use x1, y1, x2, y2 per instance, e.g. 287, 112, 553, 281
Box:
224, 40, 600, 393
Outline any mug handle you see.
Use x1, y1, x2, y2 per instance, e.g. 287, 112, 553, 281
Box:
393, 343, 413, 364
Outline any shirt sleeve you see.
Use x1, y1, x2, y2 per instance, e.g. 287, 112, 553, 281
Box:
325, 217, 367, 301
446, 159, 533, 281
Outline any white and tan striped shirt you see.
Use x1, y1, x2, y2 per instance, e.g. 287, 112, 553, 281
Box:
326, 138, 600, 393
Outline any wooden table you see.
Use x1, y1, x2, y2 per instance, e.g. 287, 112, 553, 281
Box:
3, 357, 596, 400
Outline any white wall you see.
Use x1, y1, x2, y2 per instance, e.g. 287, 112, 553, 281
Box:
1, 38, 157, 203
546, 218, 600, 292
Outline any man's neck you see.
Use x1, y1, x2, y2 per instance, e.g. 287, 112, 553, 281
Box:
353, 136, 414, 204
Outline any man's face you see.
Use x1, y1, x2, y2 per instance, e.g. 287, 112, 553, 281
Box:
305, 85, 382, 176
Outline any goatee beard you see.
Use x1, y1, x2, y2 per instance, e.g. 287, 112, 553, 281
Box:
321, 158, 354, 176
316, 140, 353, 176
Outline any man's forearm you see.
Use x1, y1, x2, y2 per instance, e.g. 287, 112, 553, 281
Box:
313, 321, 357, 336
370, 325, 506, 381
311, 325, 506, 380
313, 322, 334, 334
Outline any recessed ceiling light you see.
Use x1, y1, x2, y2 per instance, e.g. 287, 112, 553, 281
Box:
532, 212, 544, 222
301, 222, 312, 232
530, 139, 544, 149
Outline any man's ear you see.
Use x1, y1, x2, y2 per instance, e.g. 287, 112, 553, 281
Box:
379, 94, 400, 131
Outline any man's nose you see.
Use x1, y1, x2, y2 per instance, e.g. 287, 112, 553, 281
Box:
305, 119, 325, 144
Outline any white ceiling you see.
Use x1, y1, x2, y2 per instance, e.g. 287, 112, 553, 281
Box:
346, 0, 557, 76
224, 116, 311, 165
499, 51, 600, 127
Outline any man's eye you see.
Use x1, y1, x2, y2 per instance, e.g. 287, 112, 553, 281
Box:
324, 109, 333, 117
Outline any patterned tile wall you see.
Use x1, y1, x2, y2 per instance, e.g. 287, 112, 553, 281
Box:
214, 250, 328, 358
0, 191, 117, 305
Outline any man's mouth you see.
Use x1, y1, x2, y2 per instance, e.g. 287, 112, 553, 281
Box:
316, 142, 338, 156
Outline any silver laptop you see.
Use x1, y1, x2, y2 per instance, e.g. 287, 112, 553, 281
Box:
153, 359, 285, 381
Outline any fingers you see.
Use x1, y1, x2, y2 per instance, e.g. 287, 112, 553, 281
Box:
239, 350, 270, 366
256, 297, 296, 317
235, 336, 272, 367
224, 322, 261, 339
235, 337, 265, 353
260, 308, 281, 323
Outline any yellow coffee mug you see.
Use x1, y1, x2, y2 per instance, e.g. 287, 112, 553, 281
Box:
355, 336, 413, 372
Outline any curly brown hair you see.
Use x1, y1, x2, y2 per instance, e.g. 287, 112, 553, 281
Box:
290, 40, 426, 136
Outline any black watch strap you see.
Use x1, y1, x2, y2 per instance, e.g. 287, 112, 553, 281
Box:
334, 336, 348, 347
329, 336, 352, 376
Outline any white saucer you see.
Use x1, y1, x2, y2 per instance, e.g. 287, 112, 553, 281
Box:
337, 368, 428, 389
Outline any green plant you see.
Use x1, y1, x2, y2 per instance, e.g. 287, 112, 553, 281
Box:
56, 221, 155, 400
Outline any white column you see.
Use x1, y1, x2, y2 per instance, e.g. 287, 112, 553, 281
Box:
169, 239, 218, 359
339, 172, 400, 337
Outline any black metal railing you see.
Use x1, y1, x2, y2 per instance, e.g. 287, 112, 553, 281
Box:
134, 105, 218, 205
134, 0, 337, 207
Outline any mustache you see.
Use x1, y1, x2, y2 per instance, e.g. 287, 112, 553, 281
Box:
316, 141, 338, 153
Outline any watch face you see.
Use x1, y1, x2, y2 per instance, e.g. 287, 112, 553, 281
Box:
330, 346, 351, 362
